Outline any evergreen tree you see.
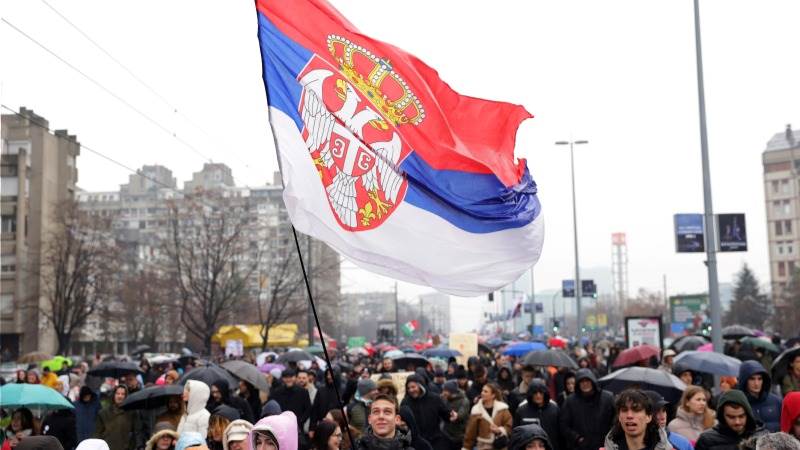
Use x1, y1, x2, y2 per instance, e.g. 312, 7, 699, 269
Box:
724, 263, 770, 329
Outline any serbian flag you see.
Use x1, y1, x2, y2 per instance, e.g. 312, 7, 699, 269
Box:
256, 0, 543, 296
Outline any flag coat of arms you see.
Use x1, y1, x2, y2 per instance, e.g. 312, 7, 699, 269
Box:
256, 0, 543, 296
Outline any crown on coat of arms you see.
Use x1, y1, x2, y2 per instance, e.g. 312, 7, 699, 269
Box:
327, 35, 425, 126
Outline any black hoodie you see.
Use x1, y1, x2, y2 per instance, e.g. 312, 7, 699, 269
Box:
558, 368, 615, 450
309, 367, 344, 430
206, 379, 255, 423
515, 380, 561, 450
399, 374, 452, 447
694, 390, 768, 450
510, 424, 554, 450
399, 406, 433, 450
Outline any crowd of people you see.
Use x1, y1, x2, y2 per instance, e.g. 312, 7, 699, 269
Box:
3, 339, 800, 450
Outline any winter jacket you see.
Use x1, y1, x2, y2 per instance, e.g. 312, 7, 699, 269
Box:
177, 380, 211, 437
602, 427, 673, 450
442, 389, 471, 445
41, 409, 76, 450
238, 382, 263, 423
515, 380, 560, 450
248, 412, 297, 450
269, 384, 311, 429
398, 407, 433, 450
668, 408, 711, 443
737, 361, 783, 432
558, 369, 615, 450
348, 398, 370, 433
206, 380, 254, 423
782, 372, 800, 396
400, 375, 453, 446
667, 431, 694, 450
781, 391, 800, 434
355, 426, 415, 450
694, 390, 768, 450
462, 400, 513, 450
509, 424, 553, 450
74, 387, 101, 443
93, 403, 137, 450
310, 369, 343, 430
145, 429, 179, 450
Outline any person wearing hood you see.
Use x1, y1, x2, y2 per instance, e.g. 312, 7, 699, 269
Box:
238, 381, 263, 424
248, 411, 298, 450
144, 422, 179, 450
174, 432, 206, 450
349, 379, 378, 434
177, 380, 211, 438
398, 406, 432, 450
94, 385, 137, 450
41, 406, 77, 450
462, 383, 513, 450
514, 380, 560, 450
207, 381, 254, 424
694, 390, 768, 450
221, 419, 252, 450
15, 436, 63, 450
558, 368, 615, 450
442, 380, 470, 450
643, 390, 693, 450
310, 368, 344, 431
400, 374, 457, 450
496, 367, 515, 397
466, 367, 488, 405
781, 391, 800, 441
556, 372, 576, 408
76, 439, 110, 450
509, 424, 553, 450
269, 369, 311, 432
75, 387, 101, 443
355, 394, 413, 450
507, 366, 536, 415
260, 401, 282, 420
668, 386, 715, 443
602, 389, 672, 450
737, 361, 782, 432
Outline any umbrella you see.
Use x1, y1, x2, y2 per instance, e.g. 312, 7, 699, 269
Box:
722, 325, 756, 339
522, 349, 578, 369
121, 384, 183, 410
786, 337, 800, 348
148, 355, 178, 365
277, 350, 314, 364
18, 351, 53, 364
304, 345, 326, 356
0, 384, 73, 410
88, 361, 143, 378
697, 343, 713, 352
599, 367, 687, 402
40, 356, 73, 372
612, 345, 660, 368
178, 364, 238, 390
422, 348, 462, 359
347, 347, 369, 357
486, 337, 505, 348
670, 335, 710, 353
772, 346, 800, 382
259, 363, 286, 374
503, 342, 547, 357
131, 344, 152, 356
548, 337, 567, 349
673, 351, 741, 376
477, 343, 493, 356
741, 337, 780, 354
391, 353, 428, 370
221, 360, 271, 393
384, 349, 404, 359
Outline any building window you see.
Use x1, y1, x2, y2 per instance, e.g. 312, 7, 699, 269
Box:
1, 215, 16, 233
790, 261, 797, 276
776, 221, 783, 236
783, 179, 791, 194
786, 220, 793, 234
778, 244, 784, 255
784, 200, 792, 215
0, 294, 12, 315
771, 180, 779, 193
0, 264, 15, 274
779, 261, 786, 277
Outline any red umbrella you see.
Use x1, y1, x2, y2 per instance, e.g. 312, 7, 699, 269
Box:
612, 344, 660, 367
548, 337, 567, 349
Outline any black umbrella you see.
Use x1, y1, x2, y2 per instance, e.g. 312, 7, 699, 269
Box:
391, 353, 428, 370
88, 361, 143, 378
722, 325, 756, 340
522, 349, 578, 369
178, 364, 238, 391
771, 346, 800, 382
131, 345, 151, 357
121, 384, 183, 410
670, 335, 710, 353
599, 367, 687, 403
221, 360, 271, 393
277, 350, 314, 364
786, 337, 800, 348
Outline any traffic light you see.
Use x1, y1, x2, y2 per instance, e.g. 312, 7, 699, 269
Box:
552, 319, 560, 333
488, 292, 494, 302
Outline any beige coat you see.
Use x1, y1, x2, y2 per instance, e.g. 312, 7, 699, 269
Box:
462, 400, 513, 450
667, 407, 713, 442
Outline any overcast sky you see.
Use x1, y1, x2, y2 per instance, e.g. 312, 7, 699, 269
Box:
2, 1, 799, 331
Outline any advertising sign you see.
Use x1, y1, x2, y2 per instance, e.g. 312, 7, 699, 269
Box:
562, 280, 575, 297
597, 313, 608, 328
625, 316, 663, 349
670, 295, 709, 334
582, 280, 597, 297
224, 339, 244, 357
674, 214, 705, 253
717, 213, 747, 252
449, 333, 478, 366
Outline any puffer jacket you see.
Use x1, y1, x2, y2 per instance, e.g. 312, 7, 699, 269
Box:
694, 390, 768, 450
668, 407, 710, 443
355, 426, 414, 450
177, 380, 211, 437
558, 369, 615, 450
248, 412, 297, 450
462, 400, 513, 450
515, 380, 560, 450
737, 361, 782, 432
603, 427, 673, 450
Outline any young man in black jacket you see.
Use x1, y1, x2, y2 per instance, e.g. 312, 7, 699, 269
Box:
695, 390, 768, 450
558, 369, 615, 450
269, 368, 312, 430
515, 379, 560, 450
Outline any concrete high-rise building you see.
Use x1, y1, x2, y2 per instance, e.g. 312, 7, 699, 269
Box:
1, 107, 80, 357
762, 124, 800, 302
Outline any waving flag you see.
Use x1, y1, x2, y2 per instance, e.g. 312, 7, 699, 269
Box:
256, 0, 543, 296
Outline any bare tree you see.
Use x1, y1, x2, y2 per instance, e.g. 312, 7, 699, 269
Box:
118, 269, 172, 348
163, 193, 261, 354
37, 200, 117, 354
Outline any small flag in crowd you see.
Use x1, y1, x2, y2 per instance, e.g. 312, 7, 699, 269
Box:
401, 320, 419, 337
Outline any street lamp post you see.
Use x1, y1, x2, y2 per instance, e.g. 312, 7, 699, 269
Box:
556, 140, 588, 336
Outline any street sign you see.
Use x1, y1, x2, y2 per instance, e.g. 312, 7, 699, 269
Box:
717, 213, 747, 252
562, 280, 575, 297
674, 213, 705, 253
581, 279, 597, 298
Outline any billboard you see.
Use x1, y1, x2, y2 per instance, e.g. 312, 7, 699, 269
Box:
670, 295, 709, 334
674, 214, 705, 253
717, 213, 747, 252
625, 316, 663, 349
562, 279, 575, 297
582, 279, 597, 297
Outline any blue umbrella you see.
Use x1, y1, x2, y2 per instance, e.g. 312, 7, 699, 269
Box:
0, 384, 73, 410
673, 350, 741, 376
422, 348, 462, 359
503, 342, 547, 357
486, 337, 505, 348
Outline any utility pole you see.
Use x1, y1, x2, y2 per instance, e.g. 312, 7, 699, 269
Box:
394, 282, 399, 344
530, 268, 536, 335
306, 235, 314, 344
